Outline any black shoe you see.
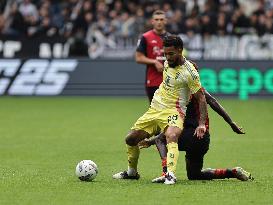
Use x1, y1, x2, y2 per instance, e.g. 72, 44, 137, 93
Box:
113, 171, 140, 180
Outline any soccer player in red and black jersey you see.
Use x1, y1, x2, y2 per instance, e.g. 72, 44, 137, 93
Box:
135, 10, 170, 103
138, 63, 253, 183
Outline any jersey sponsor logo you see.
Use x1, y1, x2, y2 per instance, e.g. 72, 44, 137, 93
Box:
152, 46, 163, 56
0, 59, 78, 95
151, 40, 158, 44
156, 56, 166, 61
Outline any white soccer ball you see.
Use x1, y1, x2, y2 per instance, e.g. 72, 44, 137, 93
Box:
75, 160, 98, 181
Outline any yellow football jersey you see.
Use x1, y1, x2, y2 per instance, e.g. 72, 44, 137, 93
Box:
151, 58, 201, 113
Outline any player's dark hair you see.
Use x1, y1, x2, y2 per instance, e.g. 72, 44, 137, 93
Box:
152, 10, 165, 17
163, 35, 183, 49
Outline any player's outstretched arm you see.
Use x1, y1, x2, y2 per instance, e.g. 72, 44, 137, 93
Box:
204, 89, 245, 134
193, 88, 208, 139
138, 133, 164, 149
138, 133, 167, 160
138, 138, 155, 149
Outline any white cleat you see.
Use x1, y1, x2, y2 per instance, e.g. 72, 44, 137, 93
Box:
112, 171, 140, 180
152, 174, 166, 183
164, 172, 177, 185
234, 167, 253, 181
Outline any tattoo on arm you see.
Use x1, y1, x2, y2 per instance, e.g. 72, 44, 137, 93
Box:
194, 89, 208, 125
145, 133, 165, 146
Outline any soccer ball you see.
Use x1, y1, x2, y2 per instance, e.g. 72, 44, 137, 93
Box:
75, 160, 98, 181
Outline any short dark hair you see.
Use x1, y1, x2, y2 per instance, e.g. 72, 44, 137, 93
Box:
163, 35, 184, 49
152, 10, 165, 17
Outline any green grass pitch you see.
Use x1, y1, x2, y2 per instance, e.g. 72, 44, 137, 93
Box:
0, 97, 272, 205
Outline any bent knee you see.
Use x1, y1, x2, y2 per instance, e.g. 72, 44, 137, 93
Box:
166, 134, 180, 143
165, 127, 181, 143
187, 173, 201, 180
125, 135, 138, 146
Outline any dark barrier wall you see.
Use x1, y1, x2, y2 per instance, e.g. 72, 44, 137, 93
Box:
63, 60, 146, 96
0, 59, 272, 99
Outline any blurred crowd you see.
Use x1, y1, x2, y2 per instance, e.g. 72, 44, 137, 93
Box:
0, 0, 273, 40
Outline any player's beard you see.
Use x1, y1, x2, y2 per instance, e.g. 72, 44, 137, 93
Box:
168, 58, 179, 68
169, 56, 184, 68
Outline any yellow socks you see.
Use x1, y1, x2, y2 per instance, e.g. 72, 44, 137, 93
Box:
126, 142, 179, 175
166, 142, 179, 174
127, 145, 140, 175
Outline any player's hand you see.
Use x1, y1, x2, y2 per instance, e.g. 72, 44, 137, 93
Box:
194, 125, 206, 139
138, 139, 152, 149
230, 122, 245, 134
154, 60, 164, 72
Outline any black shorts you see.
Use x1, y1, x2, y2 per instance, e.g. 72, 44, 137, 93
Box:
178, 127, 210, 161
145, 86, 158, 103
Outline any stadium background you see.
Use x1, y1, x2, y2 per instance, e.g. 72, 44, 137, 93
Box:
0, 0, 273, 99
0, 0, 272, 205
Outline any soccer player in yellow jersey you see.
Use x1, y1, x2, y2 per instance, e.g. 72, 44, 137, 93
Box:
113, 35, 208, 185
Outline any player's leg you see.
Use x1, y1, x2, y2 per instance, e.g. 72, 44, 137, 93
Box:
185, 157, 204, 180
184, 129, 210, 180
194, 133, 252, 180
125, 130, 150, 176
113, 107, 158, 180
201, 167, 253, 181
155, 133, 167, 173
113, 129, 150, 180
184, 131, 253, 181
164, 126, 182, 185
152, 127, 188, 183
156, 109, 184, 185
145, 86, 158, 103
151, 133, 168, 183
186, 158, 253, 181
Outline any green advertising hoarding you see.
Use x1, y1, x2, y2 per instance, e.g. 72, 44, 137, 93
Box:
198, 61, 273, 100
